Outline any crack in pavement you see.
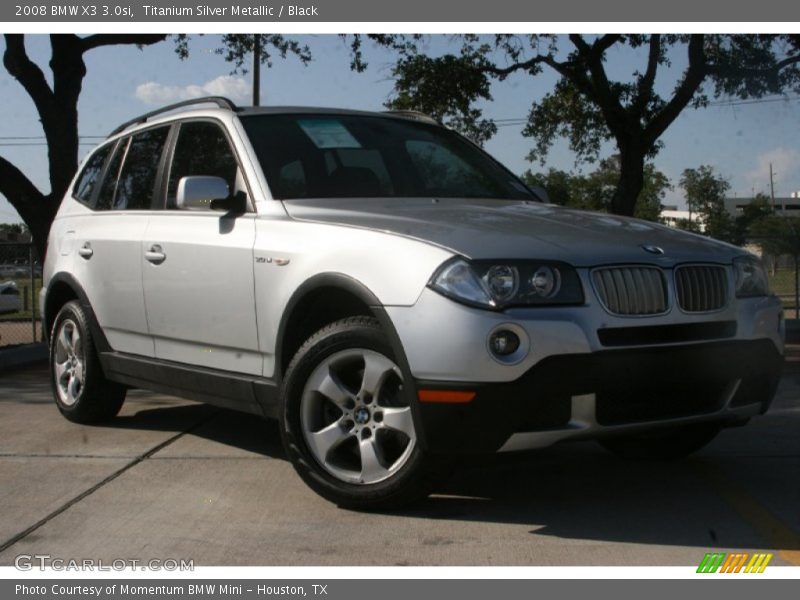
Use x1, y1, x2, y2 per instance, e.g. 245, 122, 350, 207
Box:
0, 411, 218, 554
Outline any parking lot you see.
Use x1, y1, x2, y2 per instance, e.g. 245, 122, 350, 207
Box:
0, 356, 798, 567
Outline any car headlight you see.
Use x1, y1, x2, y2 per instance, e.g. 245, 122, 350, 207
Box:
429, 257, 584, 309
734, 256, 770, 298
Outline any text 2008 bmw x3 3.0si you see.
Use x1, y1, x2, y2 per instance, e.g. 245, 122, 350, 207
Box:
41, 97, 784, 509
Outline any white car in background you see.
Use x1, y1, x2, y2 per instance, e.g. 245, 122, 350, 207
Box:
0, 281, 21, 314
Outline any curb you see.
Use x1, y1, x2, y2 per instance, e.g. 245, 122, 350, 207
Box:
0, 342, 47, 373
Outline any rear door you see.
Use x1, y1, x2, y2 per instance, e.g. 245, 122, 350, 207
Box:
70, 126, 171, 356
142, 119, 260, 375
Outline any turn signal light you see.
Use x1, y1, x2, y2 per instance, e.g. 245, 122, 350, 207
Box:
417, 389, 476, 404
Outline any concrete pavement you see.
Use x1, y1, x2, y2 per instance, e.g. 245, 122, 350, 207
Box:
0, 361, 798, 566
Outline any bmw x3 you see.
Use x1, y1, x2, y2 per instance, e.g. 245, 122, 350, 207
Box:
41, 97, 784, 509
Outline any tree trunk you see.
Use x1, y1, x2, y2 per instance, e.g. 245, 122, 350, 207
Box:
2, 34, 166, 256
611, 144, 645, 216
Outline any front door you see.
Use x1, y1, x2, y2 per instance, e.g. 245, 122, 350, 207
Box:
142, 120, 260, 375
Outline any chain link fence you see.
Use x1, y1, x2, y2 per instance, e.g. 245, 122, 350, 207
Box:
763, 253, 799, 320
746, 235, 799, 320
0, 243, 43, 348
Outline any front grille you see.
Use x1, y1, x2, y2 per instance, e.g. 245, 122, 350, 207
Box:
675, 265, 729, 312
592, 266, 667, 315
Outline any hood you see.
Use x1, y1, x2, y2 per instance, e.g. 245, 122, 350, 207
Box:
282, 198, 744, 267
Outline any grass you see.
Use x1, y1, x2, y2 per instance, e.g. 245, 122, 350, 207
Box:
769, 269, 798, 318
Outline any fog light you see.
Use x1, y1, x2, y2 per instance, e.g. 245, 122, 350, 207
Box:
489, 329, 520, 356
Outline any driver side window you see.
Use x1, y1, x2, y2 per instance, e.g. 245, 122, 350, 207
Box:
167, 121, 240, 209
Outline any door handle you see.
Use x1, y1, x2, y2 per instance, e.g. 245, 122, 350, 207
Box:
77, 242, 93, 259
144, 244, 166, 265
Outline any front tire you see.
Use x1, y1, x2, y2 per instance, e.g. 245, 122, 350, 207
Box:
598, 422, 722, 460
50, 300, 126, 423
279, 316, 450, 510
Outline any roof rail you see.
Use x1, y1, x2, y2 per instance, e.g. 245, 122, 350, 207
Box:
108, 96, 238, 137
383, 110, 440, 126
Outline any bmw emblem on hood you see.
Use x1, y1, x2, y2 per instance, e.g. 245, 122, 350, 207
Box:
641, 244, 665, 255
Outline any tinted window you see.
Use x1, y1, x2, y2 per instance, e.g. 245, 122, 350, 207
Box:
240, 114, 534, 200
73, 143, 113, 205
113, 127, 170, 210
406, 140, 494, 197
167, 121, 239, 208
95, 139, 128, 211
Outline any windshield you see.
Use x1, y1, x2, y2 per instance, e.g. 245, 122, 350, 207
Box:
240, 114, 536, 201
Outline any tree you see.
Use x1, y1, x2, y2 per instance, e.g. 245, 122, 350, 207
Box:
353, 34, 800, 217
522, 154, 671, 222
520, 168, 573, 207
735, 193, 773, 243
174, 34, 311, 105
750, 216, 800, 314
680, 165, 737, 243
1, 35, 312, 257
1, 34, 167, 257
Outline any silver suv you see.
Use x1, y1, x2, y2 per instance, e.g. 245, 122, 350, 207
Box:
42, 97, 784, 509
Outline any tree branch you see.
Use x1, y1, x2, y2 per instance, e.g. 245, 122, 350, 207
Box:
594, 34, 623, 54
644, 35, 708, 145
706, 53, 800, 80
0, 155, 45, 220
569, 34, 627, 137
80, 34, 167, 52
3, 34, 54, 114
633, 34, 661, 114
479, 54, 553, 77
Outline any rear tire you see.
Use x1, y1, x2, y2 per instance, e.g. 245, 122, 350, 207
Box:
279, 316, 452, 510
598, 422, 722, 460
50, 300, 126, 423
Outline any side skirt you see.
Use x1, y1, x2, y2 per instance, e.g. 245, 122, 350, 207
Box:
99, 352, 279, 418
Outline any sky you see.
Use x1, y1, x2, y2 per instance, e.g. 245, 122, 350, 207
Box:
1, 34, 800, 224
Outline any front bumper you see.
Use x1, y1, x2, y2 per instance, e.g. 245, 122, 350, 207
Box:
385, 283, 785, 455
412, 339, 782, 454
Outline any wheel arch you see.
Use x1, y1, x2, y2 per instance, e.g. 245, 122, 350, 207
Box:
44, 273, 111, 352
275, 273, 412, 386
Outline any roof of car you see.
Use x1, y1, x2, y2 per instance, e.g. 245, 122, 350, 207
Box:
108, 96, 440, 138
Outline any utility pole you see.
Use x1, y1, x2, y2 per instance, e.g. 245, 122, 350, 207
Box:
252, 35, 261, 106
769, 162, 776, 210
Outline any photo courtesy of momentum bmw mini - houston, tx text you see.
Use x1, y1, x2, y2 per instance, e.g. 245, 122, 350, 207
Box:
1, 0, 800, 591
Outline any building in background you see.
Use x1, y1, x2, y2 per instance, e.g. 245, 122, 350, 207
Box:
661, 205, 705, 231
724, 193, 800, 217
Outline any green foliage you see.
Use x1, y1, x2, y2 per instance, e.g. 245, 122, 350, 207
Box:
750, 216, 800, 257
521, 155, 671, 222
0, 223, 25, 234
680, 165, 738, 243
674, 218, 703, 233
173, 34, 311, 73
359, 34, 800, 216
735, 193, 774, 243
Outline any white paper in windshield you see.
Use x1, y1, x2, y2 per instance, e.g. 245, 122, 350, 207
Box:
298, 119, 362, 149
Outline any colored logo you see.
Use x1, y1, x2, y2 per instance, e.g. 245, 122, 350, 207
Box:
697, 552, 773, 573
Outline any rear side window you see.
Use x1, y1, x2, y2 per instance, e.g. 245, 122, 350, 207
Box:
167, 121, 239, 208
95, 139, 127, 211
72, 143, 113, 205
113, 127, 170, 210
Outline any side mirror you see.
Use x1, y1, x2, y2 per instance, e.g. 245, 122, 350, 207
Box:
529, 185, 551, 204
176, 176, 230, 211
